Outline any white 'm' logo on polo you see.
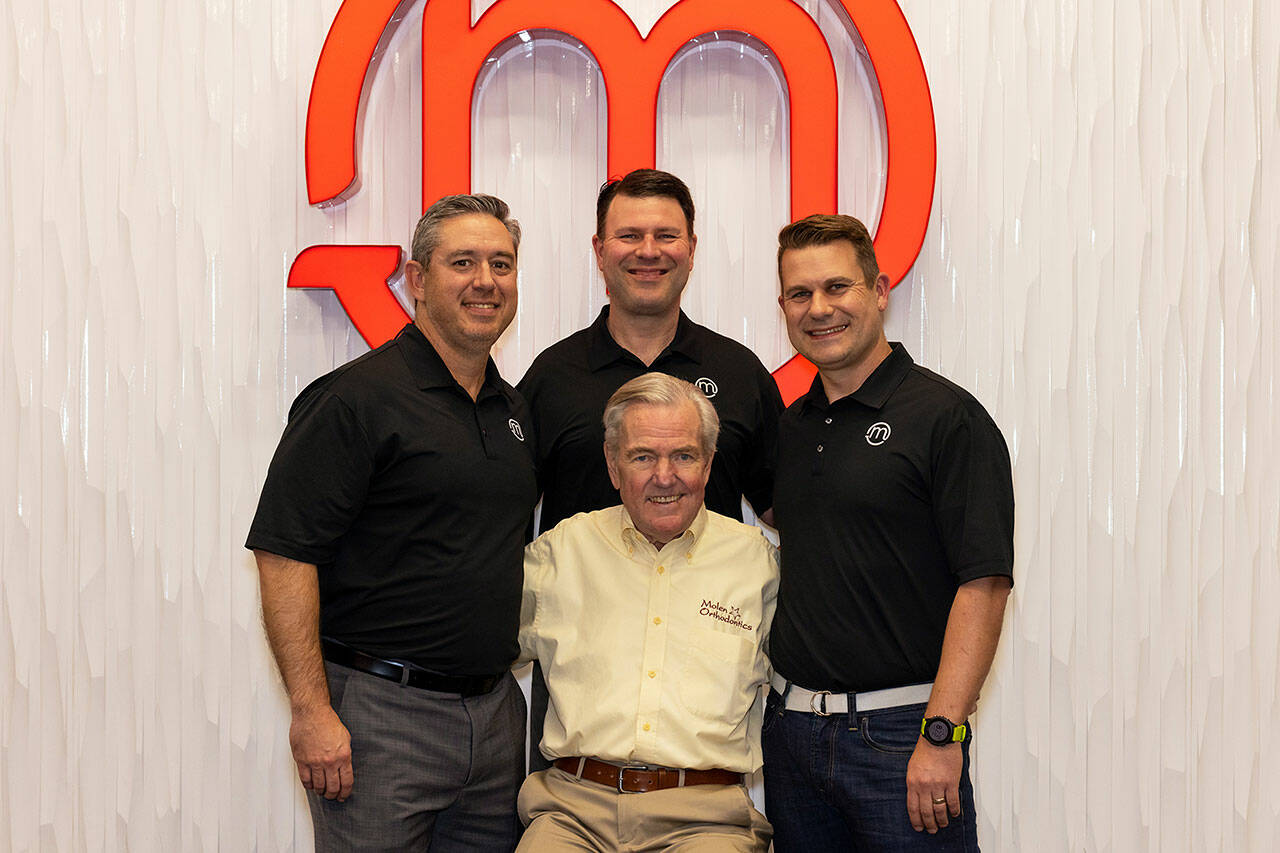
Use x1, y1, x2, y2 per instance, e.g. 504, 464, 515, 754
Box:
865, 422, 891, 446
508, 418, 524, 441
694, 377, 718, 398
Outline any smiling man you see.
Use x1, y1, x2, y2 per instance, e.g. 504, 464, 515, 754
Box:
517, 169, 783, 772
247, 194, 537, 851
516, 373, 778, 851
763, 214, 1014, 851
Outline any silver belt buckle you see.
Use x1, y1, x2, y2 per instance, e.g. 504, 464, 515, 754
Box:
810, 690, 833, 716
617, 764, 651, 793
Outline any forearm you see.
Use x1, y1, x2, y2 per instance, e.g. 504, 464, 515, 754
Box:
255, 550, 330, 713
925, 575, 1012, 724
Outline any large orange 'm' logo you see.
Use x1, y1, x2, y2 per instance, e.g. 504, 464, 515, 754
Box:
288, 0, 935, 403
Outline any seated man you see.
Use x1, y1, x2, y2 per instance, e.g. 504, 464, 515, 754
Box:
517, 373, 778, 852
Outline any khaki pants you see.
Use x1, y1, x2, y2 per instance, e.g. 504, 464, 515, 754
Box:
517, 767, 772, 852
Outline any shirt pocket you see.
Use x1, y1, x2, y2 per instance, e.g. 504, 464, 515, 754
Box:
678, 625, 756, 722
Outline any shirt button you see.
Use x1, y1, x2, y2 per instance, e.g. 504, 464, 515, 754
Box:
642, 723, 651, 732
825, 417, 832, 424
648, 670, 656, 678
657, 566, 665, 575
817, 444, 824, 453
653, 617, 662, 625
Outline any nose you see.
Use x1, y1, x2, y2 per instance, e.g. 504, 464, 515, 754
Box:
636, 234, 660, 257
473, 261, 497, 289
652, 458, 677, 486
809, 289, 833, 317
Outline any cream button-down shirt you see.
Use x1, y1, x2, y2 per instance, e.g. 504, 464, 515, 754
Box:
519, 504, 780, 773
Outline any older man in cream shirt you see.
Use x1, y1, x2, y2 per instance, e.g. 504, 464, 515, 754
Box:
517, 372, 779, 851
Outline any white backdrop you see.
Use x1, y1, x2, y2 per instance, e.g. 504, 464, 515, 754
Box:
3, 0, 1278, 850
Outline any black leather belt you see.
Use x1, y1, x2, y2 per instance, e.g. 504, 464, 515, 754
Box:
321, 638, 504, 697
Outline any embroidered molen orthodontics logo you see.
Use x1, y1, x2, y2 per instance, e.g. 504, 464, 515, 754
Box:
865, 421, 891, 446
508, 418, 525, 441
694, 377, 718, 398
287, 0, 937, 393
700, 599, 755, 632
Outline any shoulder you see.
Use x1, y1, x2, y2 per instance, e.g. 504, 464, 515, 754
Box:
900, 364, 1000, 429
687, 321, 771, 374
288, 338, 410, 419
702, 511, 779, 563
519, 327, 594, 390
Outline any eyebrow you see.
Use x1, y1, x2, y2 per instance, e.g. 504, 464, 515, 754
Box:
445, 249, 515, 261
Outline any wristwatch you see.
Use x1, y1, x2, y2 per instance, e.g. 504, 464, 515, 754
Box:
920, 716, 967, 746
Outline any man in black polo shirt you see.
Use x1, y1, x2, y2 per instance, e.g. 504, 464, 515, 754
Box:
517, 169, 784, 770
246, 194, 537, 851
763, 214, 1014, 851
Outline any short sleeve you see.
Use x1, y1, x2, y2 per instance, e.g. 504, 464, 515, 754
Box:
930, 402, 1015, 585
245, 389, 376, 565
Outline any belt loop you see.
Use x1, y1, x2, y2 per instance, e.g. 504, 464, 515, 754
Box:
779, 678, 792, 702
398, 663, 411, 688
575, 757, 586, 778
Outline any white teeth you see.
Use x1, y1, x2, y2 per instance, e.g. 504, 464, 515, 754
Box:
808, 325, 848, 337
649, 495, 680, 504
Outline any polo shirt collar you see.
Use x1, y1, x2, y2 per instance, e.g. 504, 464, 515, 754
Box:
800, 342, 914, 412
396, 322, 507, 401
617, 503, 708, 554
586, 306, 704, 371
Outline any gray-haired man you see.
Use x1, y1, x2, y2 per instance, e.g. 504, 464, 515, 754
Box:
517, 373, 778, 851
247, 194, 537, 850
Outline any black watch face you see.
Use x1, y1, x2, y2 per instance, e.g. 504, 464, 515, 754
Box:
925, 718, 952, 744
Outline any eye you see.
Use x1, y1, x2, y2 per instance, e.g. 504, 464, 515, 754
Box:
785, 290, 811, 304
453, 258, 473, 268
656, 233, 680, 242
616, 233, 641, 242
674, 452, 696, 464
491, 260, 512, 273
828, 282, 849, 294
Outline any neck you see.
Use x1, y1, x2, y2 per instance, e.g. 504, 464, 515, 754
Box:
606, 307, 680, 366
414, 316, 490, 400
818, 338, 893, 402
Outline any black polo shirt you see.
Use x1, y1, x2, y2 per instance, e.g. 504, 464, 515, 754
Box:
769, 343, 1014, 692
517, 306, 784, 531
246, 323, 538, 676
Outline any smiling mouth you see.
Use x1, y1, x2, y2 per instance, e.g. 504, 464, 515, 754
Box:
806, 324, 848, 338
627, 268, 669, 279
464, 301, 500, 310
647, 494, 682, 504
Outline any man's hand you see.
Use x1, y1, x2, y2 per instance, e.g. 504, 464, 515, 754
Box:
905, 739, 962, 833
290, 704, 354, 801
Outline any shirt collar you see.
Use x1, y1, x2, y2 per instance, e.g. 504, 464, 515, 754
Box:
396, 322, 507, 401
617, 503, 708, 556
799, 342, 914, 412
586, 305, 704, 371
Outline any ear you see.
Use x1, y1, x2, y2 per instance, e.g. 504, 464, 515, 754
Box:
404, 259, 426, 303
592, 233, 605, 269
874, 273, 891, 311
604, 442, 621, 489
687, 232, 697, 270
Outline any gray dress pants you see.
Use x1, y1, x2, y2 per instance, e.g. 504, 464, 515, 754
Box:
308, 661, 526, 852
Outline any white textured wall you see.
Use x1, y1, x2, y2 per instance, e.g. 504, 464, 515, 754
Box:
2, 0, 1277, 850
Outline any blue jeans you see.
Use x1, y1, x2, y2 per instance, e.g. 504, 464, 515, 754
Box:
761, 689, 978, 852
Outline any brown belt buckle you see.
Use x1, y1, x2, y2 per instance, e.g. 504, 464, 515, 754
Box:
617, 764, 652, 793
810, 690, 833, 716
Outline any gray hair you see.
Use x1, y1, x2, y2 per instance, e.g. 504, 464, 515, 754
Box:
410, 194, 521, 266
603, 373, 720, 459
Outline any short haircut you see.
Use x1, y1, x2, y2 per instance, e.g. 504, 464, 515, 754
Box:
410, 193, 521, 266
777, 214, 880, 286
596, 169, 696, 237
603, 373, 720, 459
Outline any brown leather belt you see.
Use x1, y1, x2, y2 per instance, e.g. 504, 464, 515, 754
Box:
553, 757, 743, 793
